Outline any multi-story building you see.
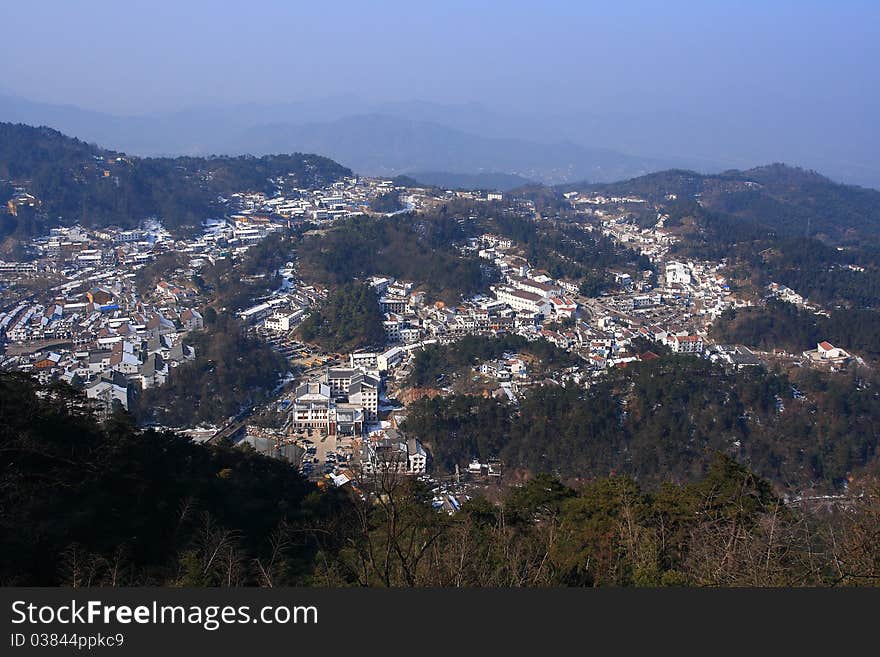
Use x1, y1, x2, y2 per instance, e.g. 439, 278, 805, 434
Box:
665, 261, 692, 287
379, 295, 408, 314
359, 433, 427, 476
350, 351, 380, 369
407, 438, 427, 474
347, 375, 380, 421
376, 346, 405, 372
264, 308, 304, 333
669, 334, 704, 353
180, 308, 205, 332
0, 261, 39, 277
511, 277, 560, 298
359, 438, 409, 475
325, 367, 361, 394
289, 381, 365, 436
383, 317, 403, 343
291, 366, 381, 433
495, 287, 551, 316
291, 382, 334, 431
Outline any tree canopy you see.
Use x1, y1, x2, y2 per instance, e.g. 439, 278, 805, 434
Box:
298, 280, 385, 353
404, 356, 880, 491
2, 370, 879, 587
0, 123, 351, 236
134, 314, 288, 427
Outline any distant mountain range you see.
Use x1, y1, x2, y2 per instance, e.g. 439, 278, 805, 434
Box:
402, 171, 535, 191
228, 114, 678, 184
0, 94, 715, 186
4, 94, 878, 189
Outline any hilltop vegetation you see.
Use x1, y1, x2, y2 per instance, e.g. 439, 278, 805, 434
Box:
296, 198, 645, 304
711, 301, 880, 358
196, 230, 305, 312
411, 197, 651, 293
298, 280, 385, 352
484, 210, 651, 285
407, 334, 579, 387
572, 164, 880, 308
0, 123, 351, 236
369, 190, 405, 213
742, 239, 880, 309
581, 164, 880, 246
134, 314, 288, 427
404, 356, 880, 491
298, 214, 486, 303
3, 370, 879, 587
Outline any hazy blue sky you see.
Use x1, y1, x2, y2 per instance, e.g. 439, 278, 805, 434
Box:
2, 0, 876, 115
1, 1, 878, 183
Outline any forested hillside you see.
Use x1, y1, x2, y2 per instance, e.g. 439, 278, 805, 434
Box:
0, 371, 320, 586
298, 214, 486, 303
2, 370, 878, 587
482, 210, 652, 286
298, 281, 385, 352
407, 334, 579, 387
404, 356, 880, 491
580, 164, 880, 246
711, 301, 880, 358
0, 123, 351, 237
134, 315, 288, 427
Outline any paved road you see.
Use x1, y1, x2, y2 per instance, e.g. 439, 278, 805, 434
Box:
4, 337, 75, 356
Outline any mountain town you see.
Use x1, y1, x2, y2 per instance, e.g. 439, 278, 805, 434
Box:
2, 130, 875, 519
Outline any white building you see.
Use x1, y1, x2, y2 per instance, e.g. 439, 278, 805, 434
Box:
407, 438, 427, 474
550, 297, 578, 319
377, 346, 405, 372
85, 379, 129, 411
666, 261, 692, 286
322, 367, 381, 421
350, 351, 380, 369
264, 308, 304, 333
669, 334, 704, 353
512, 278, 560, 298
291, 382, 333, 430
383, 318, 403, 343
803, 341, 851, 363
495, 288, 551, 316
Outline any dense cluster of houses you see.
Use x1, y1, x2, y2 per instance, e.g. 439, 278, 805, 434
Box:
0, 176, 405, 416
0, 271, 201, 415
3, 174, 859, 494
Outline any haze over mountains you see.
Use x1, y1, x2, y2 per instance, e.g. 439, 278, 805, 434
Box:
5, 121, 879, 260
3, 93, 877, 190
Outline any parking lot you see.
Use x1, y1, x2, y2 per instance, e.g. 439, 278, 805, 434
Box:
291, 429, 355, 479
